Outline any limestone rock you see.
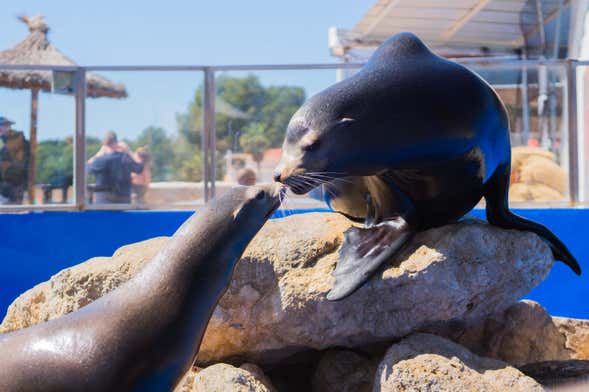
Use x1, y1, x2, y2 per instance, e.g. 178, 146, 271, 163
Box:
238, 363, 276, 391
190, 363, 276, 392
509, 183, 565, 202
1, 214, 553, 364
312, 350, 376, 392
429, 300, 589, 366
373, 333, 543, 391
510, 146, 567, 202
518, 360, 589, 387
173, 368, 198, 392
554, 317, 589, 360
445, 300, 572, 366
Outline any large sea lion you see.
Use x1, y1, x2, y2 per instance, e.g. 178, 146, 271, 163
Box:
274, 32, 581, 300
0, 184, 283, 391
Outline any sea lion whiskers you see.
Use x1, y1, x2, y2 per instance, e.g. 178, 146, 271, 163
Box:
290, 174, 343, 202
287, 176, 319, 193
277, 186, 294, 217
303, 173, 354, 185
287, 172, 354, 197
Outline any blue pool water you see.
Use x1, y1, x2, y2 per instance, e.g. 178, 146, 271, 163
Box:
0, 208, 587, 320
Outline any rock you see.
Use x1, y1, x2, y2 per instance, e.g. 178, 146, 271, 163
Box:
373, 333, 543, 391
428, 300, 589, 366
173, 368, 199, 392
190, 363, 276, 392
509, 183, 565, 202
1, 214, 554, 364
441, 300, 572, 366
510, 146, 567, 202
554, 317, 589, 360
312, 350, 376, 392
518, 360, 589, 387
239, 363, 276, 391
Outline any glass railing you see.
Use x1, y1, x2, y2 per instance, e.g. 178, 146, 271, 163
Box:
0, 59, 585, 211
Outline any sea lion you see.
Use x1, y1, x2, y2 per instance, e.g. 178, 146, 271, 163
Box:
0, 184, 284, 391
274, 32, 581, 301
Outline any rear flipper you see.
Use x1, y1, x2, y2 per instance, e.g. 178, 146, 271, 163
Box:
485, 164, 581, 275
327, 217, 413, 301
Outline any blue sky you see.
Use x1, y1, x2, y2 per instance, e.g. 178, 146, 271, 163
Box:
0, 0, 372, 141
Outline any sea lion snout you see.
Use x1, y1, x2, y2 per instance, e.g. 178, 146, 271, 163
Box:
245, 183, 285, 213
273, 168, 315, 195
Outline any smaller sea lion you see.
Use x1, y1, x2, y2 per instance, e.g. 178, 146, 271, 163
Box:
0, 184, 284, 392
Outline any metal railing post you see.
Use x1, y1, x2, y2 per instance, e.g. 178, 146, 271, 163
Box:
202, 68, 216, 201
566, 59, 580, 204
73, 67, 87, 210
521, 52, 530, 144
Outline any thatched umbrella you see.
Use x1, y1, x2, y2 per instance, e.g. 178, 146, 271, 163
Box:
0, 15, 127, 204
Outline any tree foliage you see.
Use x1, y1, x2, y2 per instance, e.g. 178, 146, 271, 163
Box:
129, 126, 174, 181
34, 75, 305, 186
177, 74, 305, 153
240, 122, 270, 170
36, 136, 101, 185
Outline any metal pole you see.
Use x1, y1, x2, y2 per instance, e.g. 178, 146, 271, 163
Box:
27, 88, 39, 204
566, 59, 580, 204
521, 51, 531, 145
209, 85, 216, 199
74, 68, 87, 209
203, 68, 216, 201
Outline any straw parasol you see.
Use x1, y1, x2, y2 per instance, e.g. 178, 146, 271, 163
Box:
0, 15, 127, 203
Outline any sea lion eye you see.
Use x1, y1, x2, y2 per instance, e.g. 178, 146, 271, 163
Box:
255, 191, 265, 200
338, 117, 355, 124
303, 140, 320, 152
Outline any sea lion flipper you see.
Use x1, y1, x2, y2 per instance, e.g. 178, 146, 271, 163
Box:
327, 218, 412, 301
485, 164, 581, 275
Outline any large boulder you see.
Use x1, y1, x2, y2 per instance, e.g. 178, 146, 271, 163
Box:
373, 333, 543, 391
430, 300, 589, 366
510, 146, 567, 202
437, 300, 572, 366
311, 349, 376, 392
1, 213, 553, 364
183, 363, 276, 392
554, 317, 589, 360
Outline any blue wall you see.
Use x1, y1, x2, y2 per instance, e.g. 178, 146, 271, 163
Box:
0, 209, 587, 320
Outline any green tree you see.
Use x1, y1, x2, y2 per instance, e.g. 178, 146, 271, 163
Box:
240, 122, 270, 173
177, 74, 305, 156
86, 136, 103, 158
36, 138, 73, 185
36, 136, 101, 186
259, 85, 305, 147
171, 132, 204, 182
132, 126, 174, 181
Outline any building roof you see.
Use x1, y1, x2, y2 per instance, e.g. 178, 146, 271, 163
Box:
329, 0, 577, 60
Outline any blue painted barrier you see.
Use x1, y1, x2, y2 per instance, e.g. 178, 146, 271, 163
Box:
0, 208, 587, 320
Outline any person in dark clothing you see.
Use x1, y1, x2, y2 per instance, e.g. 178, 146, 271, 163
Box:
88, 151, 144, 203
0, 116, 29, 204
87, 132, 143, 204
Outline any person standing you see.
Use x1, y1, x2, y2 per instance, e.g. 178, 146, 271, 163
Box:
87, 131, 143, 204
0, 116, 29, 204
131, 146, 151, 204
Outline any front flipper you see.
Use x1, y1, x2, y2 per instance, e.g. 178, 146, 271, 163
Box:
327, 217, 412, 301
